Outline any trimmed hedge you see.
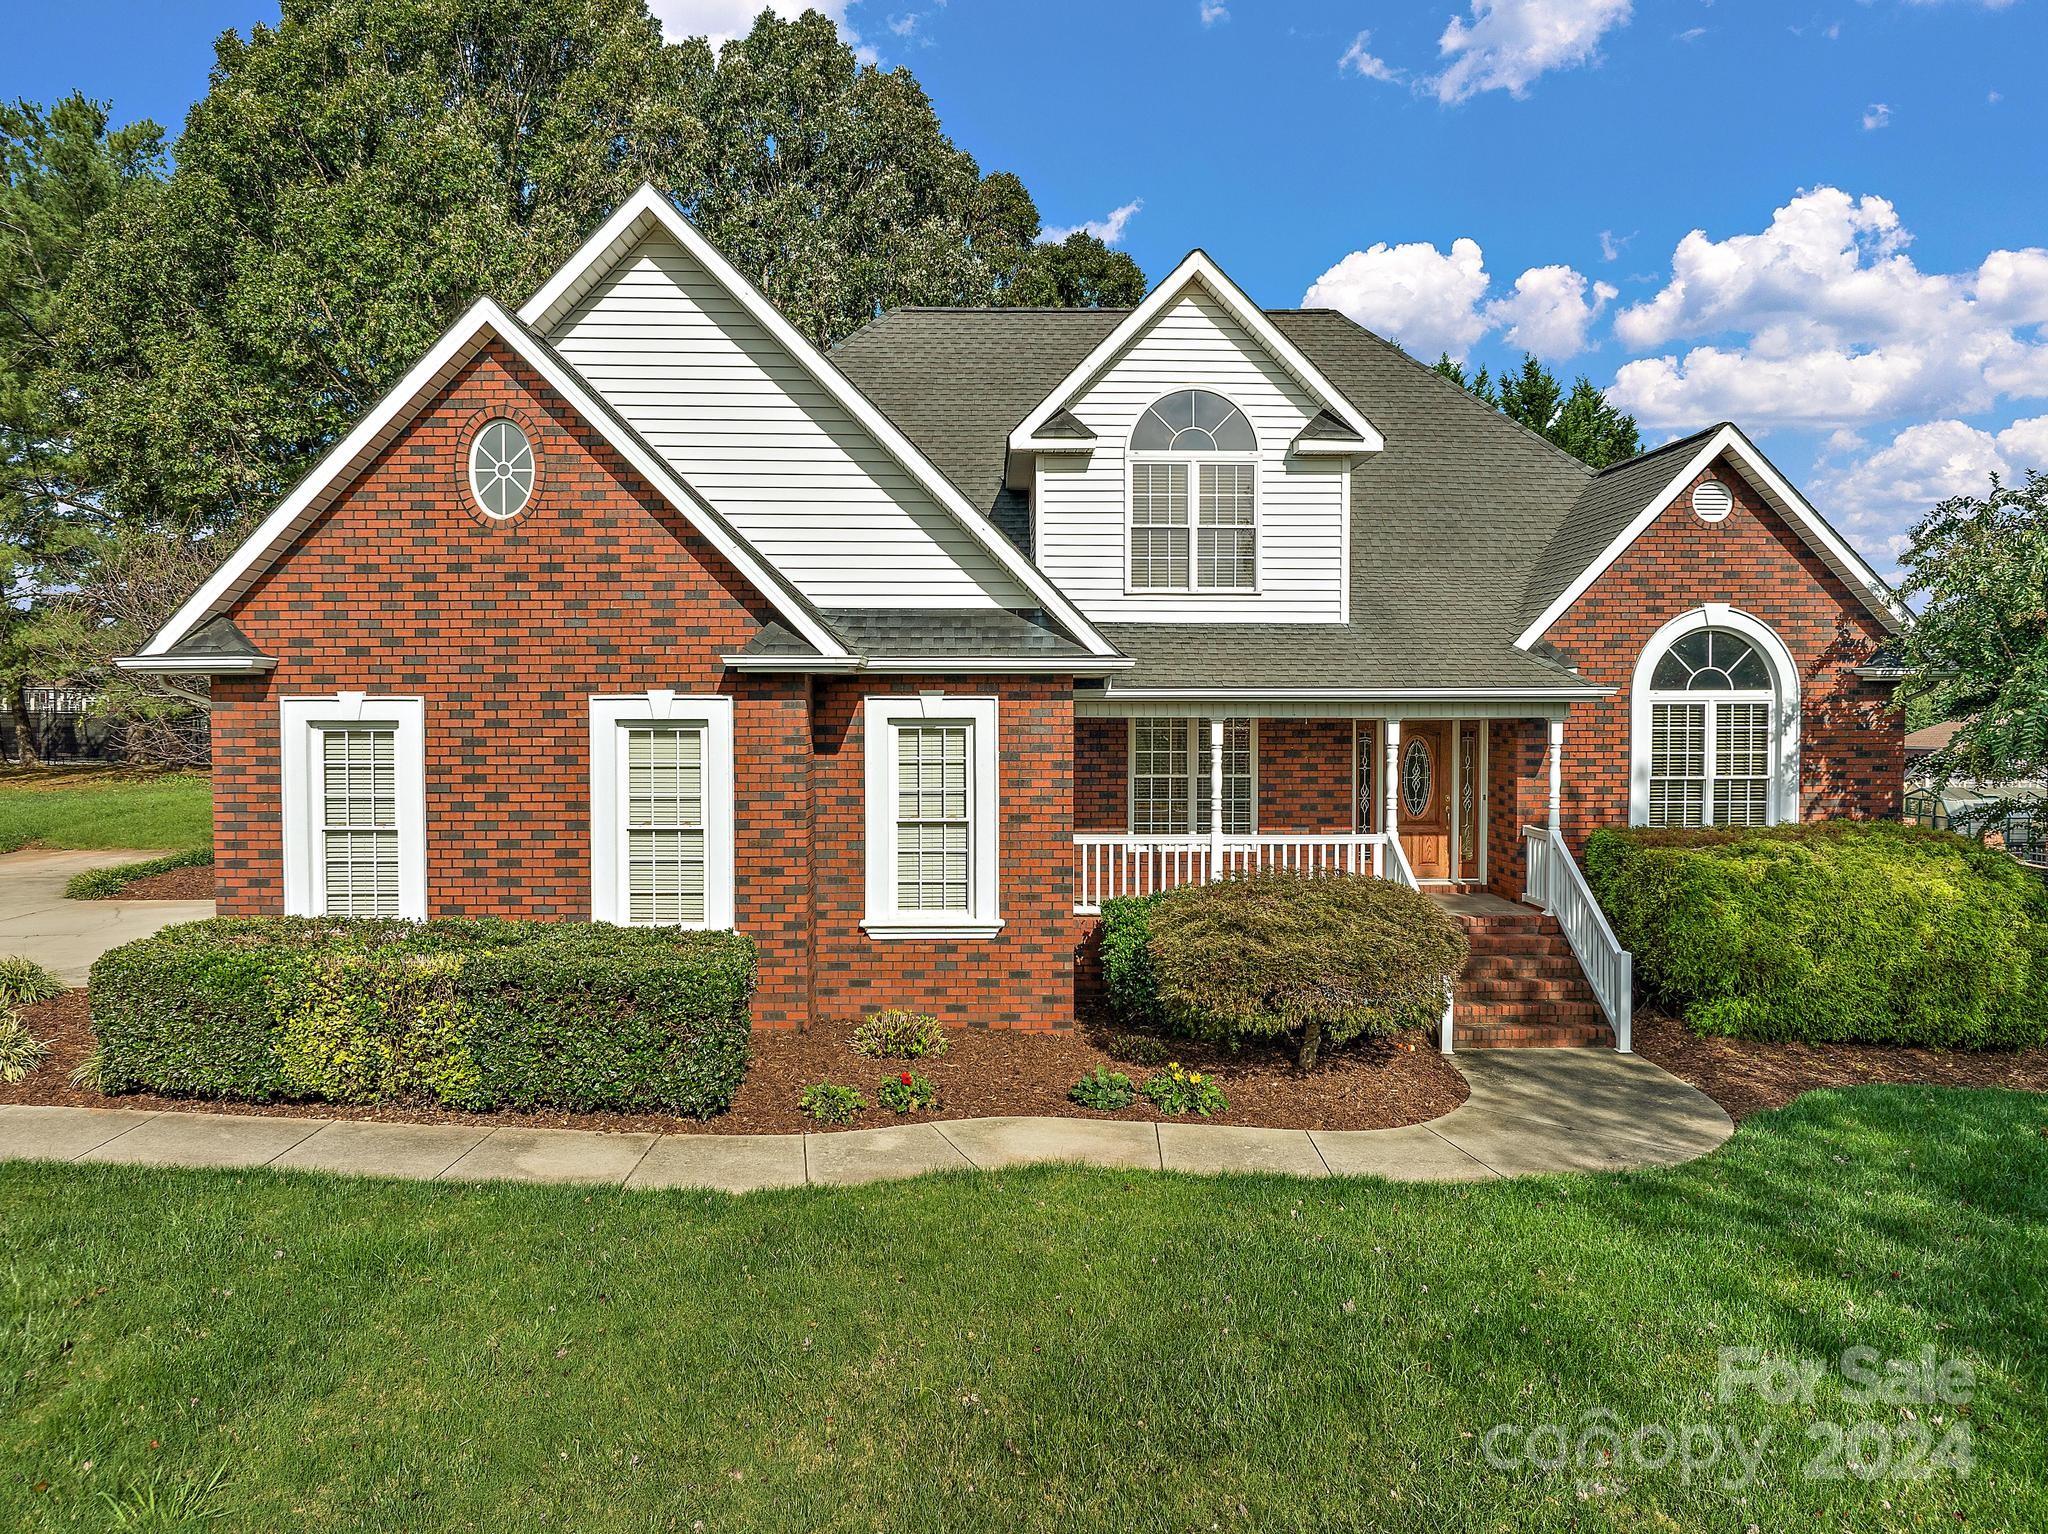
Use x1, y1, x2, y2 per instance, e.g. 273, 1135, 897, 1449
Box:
1584, 821, 2048, 1049
1100, 872, 1468, 1066
89, 917, 755, 1117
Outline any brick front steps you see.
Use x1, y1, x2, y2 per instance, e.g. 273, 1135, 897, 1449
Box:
1446, 900, 1612, 1050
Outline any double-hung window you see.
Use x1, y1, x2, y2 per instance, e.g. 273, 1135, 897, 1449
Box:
281, 695, 426, 919
1641, 628, 1783, 828
864, 696, 1001, 938
590, 693, 735, 927
1129, 717, 1254, 835
1127, 390, 1257, 593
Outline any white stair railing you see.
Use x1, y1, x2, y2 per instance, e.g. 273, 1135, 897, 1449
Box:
1521, 825, 1633, 1052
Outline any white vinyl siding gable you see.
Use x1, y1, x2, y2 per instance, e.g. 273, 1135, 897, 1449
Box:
546, 231, 1031, 611
1035, 288, 1350, 624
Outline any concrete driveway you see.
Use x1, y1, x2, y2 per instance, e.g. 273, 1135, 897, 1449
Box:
0, 848, 216, 984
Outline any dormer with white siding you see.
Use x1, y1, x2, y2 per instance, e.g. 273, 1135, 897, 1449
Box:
1007, 253, 1382, 625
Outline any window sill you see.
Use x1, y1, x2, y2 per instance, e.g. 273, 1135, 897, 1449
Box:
861, 918, 1007, 941
1121, 586, 1263, 599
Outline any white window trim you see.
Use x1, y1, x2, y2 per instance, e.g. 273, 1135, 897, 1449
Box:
280, 693, 427, 919
1124, 395, 1261, 596
863, 694, 1002, 940
1629, 605, 1801, 827
1126, 717, 1259, 836
590, 692, 736, 928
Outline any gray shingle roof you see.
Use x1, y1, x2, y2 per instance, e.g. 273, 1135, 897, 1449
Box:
164, 614, 268, 660
833, 305, 1610, 694
729, 608, 1091, 663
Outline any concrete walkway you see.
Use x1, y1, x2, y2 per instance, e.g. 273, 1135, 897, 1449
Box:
0, 1051, 1732, 1192
0, 848, 215, 984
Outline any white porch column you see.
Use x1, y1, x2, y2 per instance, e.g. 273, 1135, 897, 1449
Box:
1381, 717, 1402, 841
1208, 715, 1225, 879
1547, 715, 1565, 837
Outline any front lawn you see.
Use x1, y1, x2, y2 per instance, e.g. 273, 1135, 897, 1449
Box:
3, 1087, 2043, 1530
0, 768, 212, 853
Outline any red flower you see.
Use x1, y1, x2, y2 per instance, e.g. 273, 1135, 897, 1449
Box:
900, 1072, 914, 1085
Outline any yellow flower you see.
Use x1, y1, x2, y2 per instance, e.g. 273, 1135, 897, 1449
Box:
1189, 1073, 1204, 1084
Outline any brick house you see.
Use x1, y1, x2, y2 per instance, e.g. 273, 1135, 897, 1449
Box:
122, 186, 1906, 1045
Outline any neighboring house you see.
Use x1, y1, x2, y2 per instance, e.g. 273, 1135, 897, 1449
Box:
1904, 722, 2045, 867
120, 185, 1906, 1038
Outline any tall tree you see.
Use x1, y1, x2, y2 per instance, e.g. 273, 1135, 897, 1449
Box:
1433, 350, 1639, 469
1, 94, 165, 760
1899, 469, 2048, 829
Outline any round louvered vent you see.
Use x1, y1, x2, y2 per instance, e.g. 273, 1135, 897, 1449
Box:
1691, 480, 1734, 524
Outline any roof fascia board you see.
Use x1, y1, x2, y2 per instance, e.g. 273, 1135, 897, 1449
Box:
1100, 684, 1612, 702
114, 654, 277, 675
140, 296, 848, 661
1008, 250, 1385, 453
1514, 424, 1906, 649
519, 185, 1120, 658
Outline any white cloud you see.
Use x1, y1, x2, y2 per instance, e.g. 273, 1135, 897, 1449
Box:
1810, 413, 2048, 568
1485, 266, 1619, 360
1675, 26, 1707, 43
888, 12, 920, 37
1598, 229, 1631, 262
649, 0, 857, 48
1606, 187, 2048, 429
1862, 102, 1892, 130
1988, 89, 2004, 104
1302, 238, 1492, 360
1200, 0, 1229, 25
1338, 30, 1403, 82
1041, 199, 1144, 247
1427, 0, 1634, 104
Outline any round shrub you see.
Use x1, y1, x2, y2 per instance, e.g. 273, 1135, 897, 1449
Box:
1584, 821, 2048, 1049
1104, 872, 1468, 1067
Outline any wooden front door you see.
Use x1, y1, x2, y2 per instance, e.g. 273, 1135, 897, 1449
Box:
1397, 721, 1453, 878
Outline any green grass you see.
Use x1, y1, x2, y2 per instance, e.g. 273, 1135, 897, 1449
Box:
0, 769, 212, 854
61, 847, 215, 899
2, 1087, 2043, 1531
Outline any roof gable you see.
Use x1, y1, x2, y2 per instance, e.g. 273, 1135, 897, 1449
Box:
1007, 252, 1383, 455
520, 185, 1117, 656
1515, 423, 1905, 647
132, 299, 848, 664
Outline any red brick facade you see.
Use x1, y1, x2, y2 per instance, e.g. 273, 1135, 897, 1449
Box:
210, 342, 1073, 1030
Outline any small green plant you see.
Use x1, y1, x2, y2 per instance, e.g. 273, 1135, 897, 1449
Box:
1104, 1031, 1169, 1067
798, 1081, 868, 1125
877, 1068, 940, 1114
69, 1047, 106, 1093
98, 1463, 234, 1528
1141, 1063, 1228, 1117
0, 955, 64, 1010
0, 1013, 51, 1084
1069, 1066, 1135, 1110
849, 1009, 947, 1060
64, 847, 215, 900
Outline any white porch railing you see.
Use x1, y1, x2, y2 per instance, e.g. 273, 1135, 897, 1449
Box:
1073, 833, 1389, 912
1522, 825, 1634, 1052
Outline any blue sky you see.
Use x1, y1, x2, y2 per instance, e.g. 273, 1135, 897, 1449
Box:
14, 0, 2048, 575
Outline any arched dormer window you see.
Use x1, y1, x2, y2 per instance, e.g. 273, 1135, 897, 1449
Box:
1128, 390, 1258, 592
1631, 608, 1800, 828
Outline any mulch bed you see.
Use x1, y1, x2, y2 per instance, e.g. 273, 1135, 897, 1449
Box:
83, 865, 215, 900
1632, 1010, 2048, 1121
2, 990, 1467, 1136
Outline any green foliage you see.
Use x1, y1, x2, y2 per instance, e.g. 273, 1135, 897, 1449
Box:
1068, 1066, 1135, 1111
0, 1013, 50, 1083
849, 1009, 947, 1060
798, 1081, 867, 1125
1139, 1063, 1227, 1118
1104, 1031, 1170, 1067
0, 768, 213, 852
64, 847, 213, 900
1899, 469, 2048, 817
876, 1068, 939, 1115
1434, 351, 1642, 469
66, 1047, 104, 1092
1106, 874, 1468, 1067
0, 954, 65, 1009
1585, 821, 2048, 1047
88, 918, 755, 1116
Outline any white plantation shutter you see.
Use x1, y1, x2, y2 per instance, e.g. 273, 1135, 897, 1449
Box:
1647, 702, 1707, 828
1129, 462, 1190, 588
1130, 718, 1253, 835
624, 725, 706, 924
319, 726, 400, 916
895, 723, 972, 910
1713, 702, 1772, 826
1196, 463, 1256, 589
